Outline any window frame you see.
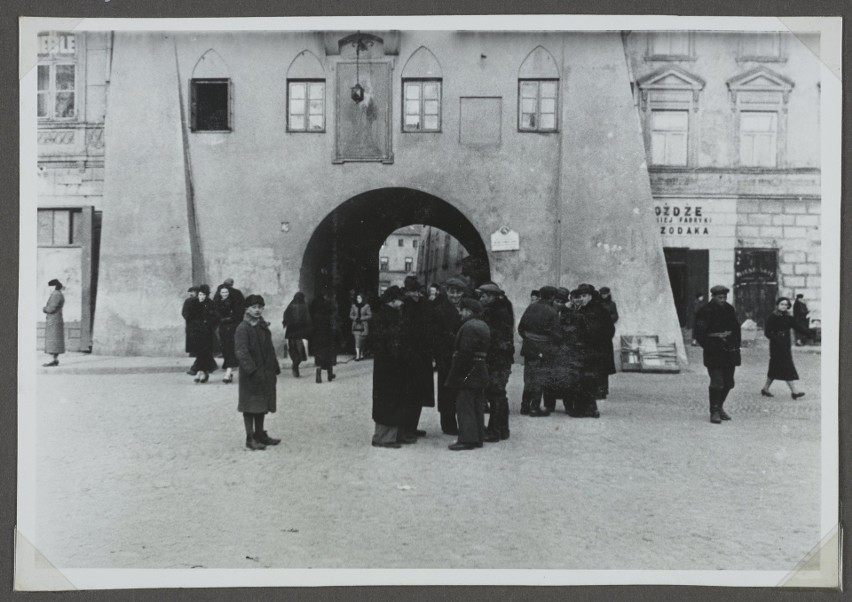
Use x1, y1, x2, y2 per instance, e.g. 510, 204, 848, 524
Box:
649, 109, 690, 167
190, 78, 233, 133
37, 208, 82, 247
646, 32, 696, 62
738, 111, 779, 168
404, 257, 413, 272
401, 78, 442, 133
37, 62, 78, 122
737, 33, 787, 63
379, 256, 389, 272
287, 78, 326, 133
517, 78, 559, 133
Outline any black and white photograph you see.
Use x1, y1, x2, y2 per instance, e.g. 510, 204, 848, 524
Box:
16, 14, 841, 591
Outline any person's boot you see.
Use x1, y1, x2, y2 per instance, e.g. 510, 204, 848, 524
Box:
709, 388, 721, 424
327, 369, 336, 381
255, 430, 281, 446
520, 393, 531, 415
718, 388, 731, 421
315, 368, 322, 384
246, 436, 266, 451
292, 363, 300, 378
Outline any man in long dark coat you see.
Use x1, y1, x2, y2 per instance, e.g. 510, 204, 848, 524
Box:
182, 286, 199, 373
478, 283, 515, 441
694, 284, 742, 424
445, 298, 491, 451
793, 294, 810, 346
543, 287, 571, 413
426, 278, 465, 435
370, 286, 407, 449
399, 276, 435, 442
518, 285, 560, 417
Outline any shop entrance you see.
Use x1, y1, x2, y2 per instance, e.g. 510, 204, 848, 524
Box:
663, 247, 709, 327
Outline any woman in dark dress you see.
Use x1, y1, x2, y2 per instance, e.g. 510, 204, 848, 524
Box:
282, 292, 312, 377
761, 297, 810, 399
214, 284, 242, 383
370, 286, 407, 449
310, 290, 339, 383
187, 284, 219, 383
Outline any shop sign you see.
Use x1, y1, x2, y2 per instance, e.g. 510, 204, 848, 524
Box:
38, 32, 76, 57
654, 200, 712, 236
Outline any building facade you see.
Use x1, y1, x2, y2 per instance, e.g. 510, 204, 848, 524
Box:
32, 29, 821, 360
378, 225, 421, 294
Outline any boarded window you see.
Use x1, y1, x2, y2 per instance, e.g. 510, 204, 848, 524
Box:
191, 79, 231, 132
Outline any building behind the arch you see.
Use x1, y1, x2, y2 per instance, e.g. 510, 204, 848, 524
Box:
33, 29, 821, 362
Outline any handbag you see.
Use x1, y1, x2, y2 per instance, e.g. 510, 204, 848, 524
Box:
352, 321, 365, 333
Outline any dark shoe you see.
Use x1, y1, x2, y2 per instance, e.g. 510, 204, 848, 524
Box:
760, 389, 773, 397
223, 374, 233, 384
718, 408, 731, 420
415, 429, 427, 437
520, 406, 530, 415
355, 357, 361, 362
200, 372, 209, 383
372, 441, 401, 449
292, 365, 300, 378
710, 410, 722, 424
398, 437, 418, 445
529, 407, 551, 417
186, 369, 198, 375
246, 437, 266, 451
448, 442, 476, 451
42, 361, 59, 367
327, 370, 336, 381
792, 392, 806, 399
484, 432, 500, 443
316, 369, 322, 384
499, 428, 510, 440
255, 431, 280, 446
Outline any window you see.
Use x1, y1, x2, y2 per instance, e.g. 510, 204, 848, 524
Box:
650, 110, 689, 166
398, 238, 404, 247
380, 257, 389, 272
403, 79, 441, 132
38, 209, 80, 246
37, 63, 76, 120
190, 79, 231, 132
740, 112, 777, 167
648, 32, 694, 60
288, 80, 325, 132
739, 34, 784, 61
404, 257, 413, 272
412, 239, 418, 249
518, 80, 558, 132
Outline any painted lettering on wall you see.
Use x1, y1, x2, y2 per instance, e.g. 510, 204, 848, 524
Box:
38, 32, 77, 56
655, 201, 712, 236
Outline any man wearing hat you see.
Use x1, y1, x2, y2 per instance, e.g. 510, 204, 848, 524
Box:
427, 278, 466, 435
598, 287, 619, 325
182, 285, 200, 374
399, 275, 435, 441
42, 279, 65, 367
477, 282, 515, 441
445, 297, 491, 450
517, 285, 560, 416
220, 277, 245, 309
694, 285, 742, 424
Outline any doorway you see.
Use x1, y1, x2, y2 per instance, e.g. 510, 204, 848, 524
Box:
664, 247, 709, 327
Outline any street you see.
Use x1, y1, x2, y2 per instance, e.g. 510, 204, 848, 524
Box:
29, 344, 822, 574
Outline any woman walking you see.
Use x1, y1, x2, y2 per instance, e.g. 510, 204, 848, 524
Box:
282, 292, 312, 377
761, 297, 810, 399
187, 284, 219, 383
310, 289, 339, 383
349, 292, 372, 361
234, 294, 281, 451
214, 284, 242, 383
42, 278, 65, 367
370, 286, 406, 449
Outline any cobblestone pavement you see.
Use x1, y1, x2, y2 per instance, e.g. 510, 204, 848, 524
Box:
28, 345, 824, 574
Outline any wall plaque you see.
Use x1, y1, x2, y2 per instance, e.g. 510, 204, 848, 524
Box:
491, 227, 519, 252
335, 61, 393, 163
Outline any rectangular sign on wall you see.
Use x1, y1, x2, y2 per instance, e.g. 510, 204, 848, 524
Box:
334, 61, 392, 163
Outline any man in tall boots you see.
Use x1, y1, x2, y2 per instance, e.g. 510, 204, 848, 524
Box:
518, 285, 560, 417
478, 283, 515, 441
693, 285, 742, 424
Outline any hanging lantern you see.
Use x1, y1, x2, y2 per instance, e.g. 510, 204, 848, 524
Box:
350, 31, 369, 104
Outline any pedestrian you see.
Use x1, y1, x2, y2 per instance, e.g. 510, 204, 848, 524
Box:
221, 277, 245, 310
761, 297, 810, 399
793, 294, 810, 346
530, 289, 540, 304
518, 285, 560, 416
427, 279, 464, 435
370, 286, 407, 449
445, 297, 491, 451
691, 292, 706, 346
310, 288, 339, 383
282, 291, 312, 378
42, 278, 65, 367
182, 286, 199, 374
693, 285, 742, 424
234, 294, 281, 451
542, 287, 571, 413
599, 287, 619, 325
214, 284, 242, 383
478, 283, 515, 442
399, 275, 435, 442
186, 284, 219, 383
349, 292, 372, 361
591, 287, 617, 401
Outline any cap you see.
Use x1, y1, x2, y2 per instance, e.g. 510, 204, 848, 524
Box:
570, 289, 582, 298
476, 283, 503, 295
459, 298, 483, 314
710, 285, 730, 295
599, 287, 611, 295
444, 277, 469, 292
381, 286, 404, 303
48, 279, 62, 287
223, 278, 235, 286
245, 294, 266, 307
576, 283, 596, 295
555, 287, 570, 302
538, 285, 558, 300
187, 285, 199, 293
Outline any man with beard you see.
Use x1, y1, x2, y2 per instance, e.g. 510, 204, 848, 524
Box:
477, 283, 515, 441
445, 298, 491, 451
518, 285, 560, 417
399, 275, 435, 442
426, 279, 465, 435
693, 285, 742, 424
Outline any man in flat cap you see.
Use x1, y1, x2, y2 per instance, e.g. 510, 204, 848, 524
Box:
399, 275, 434, 441
477, 282, 515, 441
518, 285, 560, 416
427, 277, 469, 435
693, 285, 741, 424
445, 297, 491, 450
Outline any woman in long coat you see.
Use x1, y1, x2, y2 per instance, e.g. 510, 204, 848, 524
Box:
349, 293, 372, 361
282, 291, 312, 378
235, 294, 281, 451
370, 286, 407, 448
214, 284, 242, 383
310, 290, 339, 383
186, 284, 219, 382
42, 278, 65, 367
761, 297, 810, 399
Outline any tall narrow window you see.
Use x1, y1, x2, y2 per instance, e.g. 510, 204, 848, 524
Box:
380, 257, 389, 272
398, 238, 404, 247
404, 257, 413, 272
403, 79, 441, 132
650, 110, 689, 166
740, 112, 777, 167
518, 80, 558, 132
37, 63, 76, 120
190, 79, 231, 132
288, 80, 325, 132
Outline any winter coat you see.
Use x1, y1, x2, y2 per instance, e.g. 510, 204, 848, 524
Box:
793, 299, 810, 331
234, 317, 281, 414
481, 296, 515, 369
401, 295, 435, 407
445, 316, 491, 389
43, 289, 65, 354
282, 298, 313, 340
214, 296, 241, 368
601, 298, 619, 324
371, 304, 407, 426
182, 296, 195, 353
349, 303, 372, 336
310, 296, 338, 369
186, 297, 219, 356
518, 301, 559, 360
694, 301, 742, 368
764, 312, 809, 381
577, 300, 617, 377
426, 293, 461, 363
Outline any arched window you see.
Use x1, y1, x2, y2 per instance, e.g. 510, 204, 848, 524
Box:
287, 50, 326, 132
401, 46, 443, 132
190, 49, 232, 132
518, 46, 559, 132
